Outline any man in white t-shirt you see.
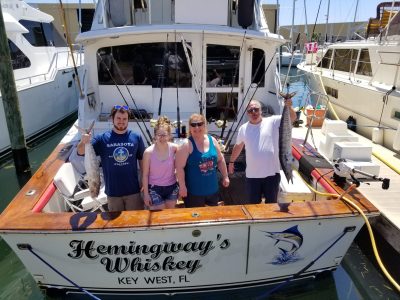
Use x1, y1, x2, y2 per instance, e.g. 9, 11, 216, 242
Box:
228, 99, 296, 204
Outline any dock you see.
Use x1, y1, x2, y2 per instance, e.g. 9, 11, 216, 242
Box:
292, 118, 400, 255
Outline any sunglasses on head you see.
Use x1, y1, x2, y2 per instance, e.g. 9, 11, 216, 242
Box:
114, 105, 129, 110
247, 107, 260, 114
190, 122, 204, 128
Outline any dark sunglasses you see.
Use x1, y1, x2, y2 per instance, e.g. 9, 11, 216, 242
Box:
247, 107, 260, 114
114, 105, 129, 110
190, 122, 204, 128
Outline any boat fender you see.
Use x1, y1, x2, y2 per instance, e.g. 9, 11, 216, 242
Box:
238, 0, 255, 29
346, 115, 357, 132
372, 127, 384, 144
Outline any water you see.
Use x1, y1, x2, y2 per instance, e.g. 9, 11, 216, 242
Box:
0, 70, 399, 299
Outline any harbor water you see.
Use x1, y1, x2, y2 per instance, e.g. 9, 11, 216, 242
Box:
0, 67, 399, 299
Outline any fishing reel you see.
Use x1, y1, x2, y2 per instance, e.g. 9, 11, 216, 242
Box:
332, 158, 390, 190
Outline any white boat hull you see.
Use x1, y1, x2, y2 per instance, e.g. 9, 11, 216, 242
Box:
301, 67, 400, 151
2, 216, 363, 294
0, 68, 79, 154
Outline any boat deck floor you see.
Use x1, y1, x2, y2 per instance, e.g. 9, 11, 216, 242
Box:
292, 120, 400, 251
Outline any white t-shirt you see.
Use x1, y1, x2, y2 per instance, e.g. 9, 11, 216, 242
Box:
236, 116, 281, 178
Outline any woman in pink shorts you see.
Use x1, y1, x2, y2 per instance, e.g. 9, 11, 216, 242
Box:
142, 116, 179, 210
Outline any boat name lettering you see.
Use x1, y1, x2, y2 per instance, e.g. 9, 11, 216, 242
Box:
67, 239, 229, 274
100, 256, 201, 274
107, 142, 134, 147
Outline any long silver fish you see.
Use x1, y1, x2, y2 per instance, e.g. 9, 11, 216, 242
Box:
76, 121, 100, 198
278, 91, 296, 183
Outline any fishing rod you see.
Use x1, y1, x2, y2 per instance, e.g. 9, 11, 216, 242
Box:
200, 31, 205, 114
219, 31, 247, 139
224, 52, 276, 149
175, 31, 181, 137
96, 53, 151, 146
108, 53, 153, 143
222, 45, 267, 143
158, 34, 169, 116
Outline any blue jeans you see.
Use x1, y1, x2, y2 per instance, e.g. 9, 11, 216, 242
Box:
148, 183, 179, 206
246, 173, 281, 204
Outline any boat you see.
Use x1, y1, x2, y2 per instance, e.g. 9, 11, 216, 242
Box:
279, 45, 303, 67
0, 0, 83, 158
297, 2, 400, 152
0, 0, 382, 297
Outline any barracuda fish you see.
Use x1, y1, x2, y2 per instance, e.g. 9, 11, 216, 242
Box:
278, 91, 296, 183
262, 225, 303, 256
75, 121, 100, 199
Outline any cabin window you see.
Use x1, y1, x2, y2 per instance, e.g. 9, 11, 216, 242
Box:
251, 48, 265, 87
324, 85, 338, 98
318, 49, 333, 69
394, 111, 400, 120
20, 20, 65, 47
8, 40, 30, 70
332, 49, 352, 72
205, 44, 239, 121
77, 9, 95, 33
356, 49, 372, 76
97, 43, 192, 87
350, 49, 359, 73
206, 44, 239, 87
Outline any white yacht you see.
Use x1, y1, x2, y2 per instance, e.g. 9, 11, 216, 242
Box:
0, 0, 82, 157
298, 2, 400, 151
279, 45, 303, 67
0, 0, 382, 297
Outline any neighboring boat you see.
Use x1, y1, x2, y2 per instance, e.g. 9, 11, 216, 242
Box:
298, 2, 400, 151
0, 0, 82, 157
279, 45, 303, 67
0, 0, 380, 297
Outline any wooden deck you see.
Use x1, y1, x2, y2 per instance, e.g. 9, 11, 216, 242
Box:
0, 131, 378, 232
292, 121, 400, 253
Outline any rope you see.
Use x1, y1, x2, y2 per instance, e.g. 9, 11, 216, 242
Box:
295, 170, 400, 292
20, 244, 101, 299
255, 227, 351, 299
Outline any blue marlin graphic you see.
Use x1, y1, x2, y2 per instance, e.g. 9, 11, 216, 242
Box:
262, 225, 303, 264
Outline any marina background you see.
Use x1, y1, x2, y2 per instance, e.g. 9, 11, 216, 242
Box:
0, 67, 398, 299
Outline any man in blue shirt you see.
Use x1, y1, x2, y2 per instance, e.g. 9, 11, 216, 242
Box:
78, 105, 145, 211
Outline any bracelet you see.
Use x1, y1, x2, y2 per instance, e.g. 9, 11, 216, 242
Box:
229, 161, 234, 164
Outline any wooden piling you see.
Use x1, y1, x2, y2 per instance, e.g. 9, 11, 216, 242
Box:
0, 4, 31, 175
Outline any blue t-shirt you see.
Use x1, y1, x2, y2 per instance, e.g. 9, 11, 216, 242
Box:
185, 135, 218, 196
92, 130, 145, 197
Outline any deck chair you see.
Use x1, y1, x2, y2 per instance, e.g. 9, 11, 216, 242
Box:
54, 162, 107, 212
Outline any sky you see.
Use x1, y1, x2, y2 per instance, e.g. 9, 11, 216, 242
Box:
27, 0, 389, 27
263, 0, 387, 26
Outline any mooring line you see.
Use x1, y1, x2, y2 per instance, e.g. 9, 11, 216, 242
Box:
17, 243, 102, 300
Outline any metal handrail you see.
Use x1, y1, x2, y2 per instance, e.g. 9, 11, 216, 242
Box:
14, 49, 81, 87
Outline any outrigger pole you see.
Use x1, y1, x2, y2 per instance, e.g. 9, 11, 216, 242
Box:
58, 0, 83, 98
96, 53, 151, 146
181, 34, 203, 114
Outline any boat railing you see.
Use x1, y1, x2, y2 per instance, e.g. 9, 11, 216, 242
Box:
14, 48, 82, 88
